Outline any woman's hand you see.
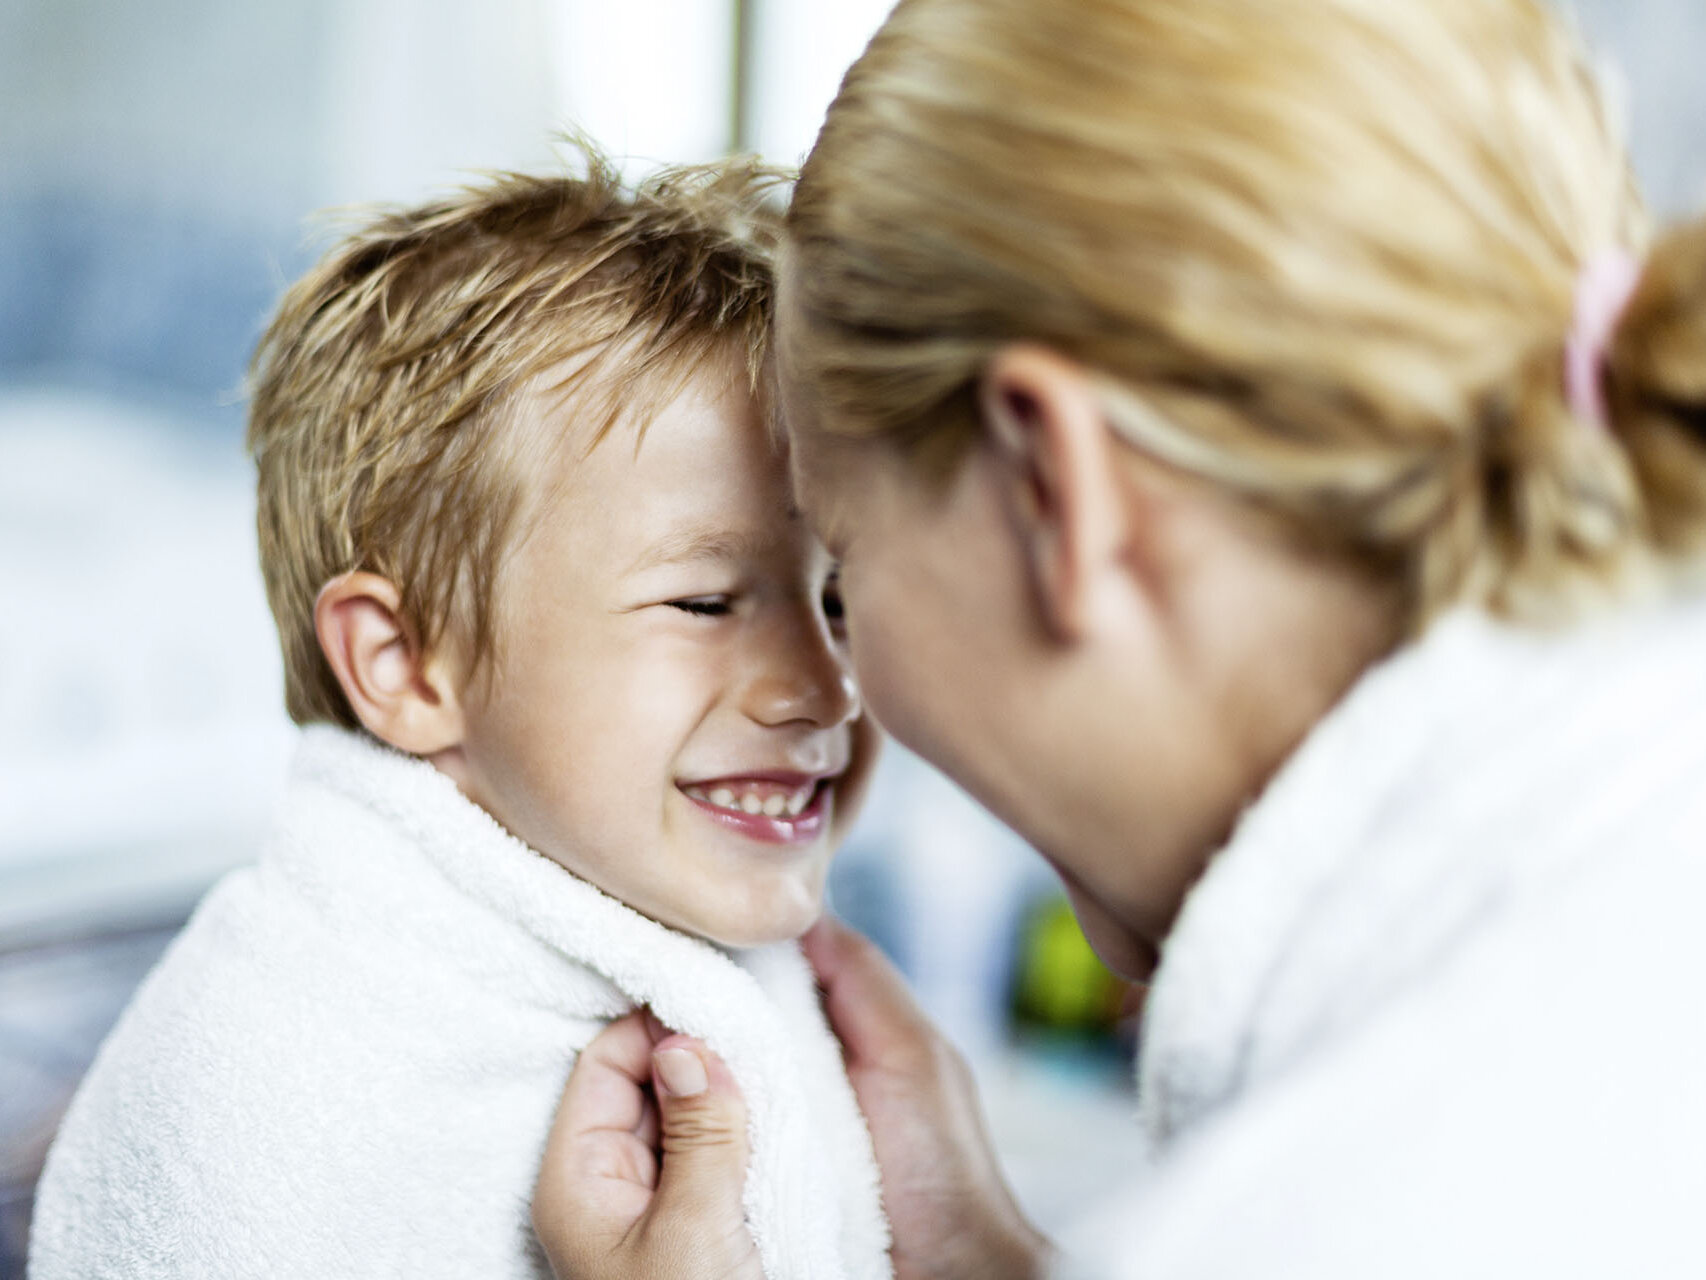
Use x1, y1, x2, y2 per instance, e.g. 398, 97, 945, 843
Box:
532, 1011, 761, 1280
802, 916, 1056, 1280
532, 919, 1053, 1280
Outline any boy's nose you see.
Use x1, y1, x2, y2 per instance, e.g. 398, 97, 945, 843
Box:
743, 626, 860, 729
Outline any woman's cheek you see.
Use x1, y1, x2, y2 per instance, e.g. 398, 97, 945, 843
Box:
842, 570, 918, 733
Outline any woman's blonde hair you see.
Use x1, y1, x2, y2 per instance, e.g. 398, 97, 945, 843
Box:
785, 0, 1706, 628
250, 149, 783, 727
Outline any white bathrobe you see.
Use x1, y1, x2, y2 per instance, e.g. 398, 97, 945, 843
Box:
30, 726, 891, 1280
1063, 595, 1706, 1278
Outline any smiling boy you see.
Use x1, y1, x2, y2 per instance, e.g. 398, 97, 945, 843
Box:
30, 155, 890, 1280
431, 358, 860, 948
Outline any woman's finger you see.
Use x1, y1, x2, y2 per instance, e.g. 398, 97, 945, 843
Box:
533, 1017, 761, 1280
802, 916, 1055, 1280
552, 1010, 657, 1143
533, 1012, 660, 1271
802, 915, 941, 1072
642, 1035, 759, 1272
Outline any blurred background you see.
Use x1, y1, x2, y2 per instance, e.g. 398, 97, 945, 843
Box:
1, 0, 1702, 1272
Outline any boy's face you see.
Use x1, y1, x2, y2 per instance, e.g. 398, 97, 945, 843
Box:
446, 357, 875, 948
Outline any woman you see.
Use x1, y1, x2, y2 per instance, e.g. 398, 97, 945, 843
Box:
533, 0, 1706, 1275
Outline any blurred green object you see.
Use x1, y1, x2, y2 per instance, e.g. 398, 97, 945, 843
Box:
1010, 892, 1127, 1034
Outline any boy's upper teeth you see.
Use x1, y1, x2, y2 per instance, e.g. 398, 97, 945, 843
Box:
687, 780, 818, 818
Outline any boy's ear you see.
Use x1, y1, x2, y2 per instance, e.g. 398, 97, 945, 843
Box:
313, 572, 467, 755
977, 344, 1139, 644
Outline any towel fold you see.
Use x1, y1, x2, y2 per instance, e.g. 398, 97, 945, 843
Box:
31, 725, 892, 1280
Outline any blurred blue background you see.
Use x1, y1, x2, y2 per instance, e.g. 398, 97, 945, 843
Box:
1, 0, 1702, 1271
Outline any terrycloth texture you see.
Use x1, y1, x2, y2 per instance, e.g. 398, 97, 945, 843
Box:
1062, 596, 1706, 1277
31, 726, 891, 1280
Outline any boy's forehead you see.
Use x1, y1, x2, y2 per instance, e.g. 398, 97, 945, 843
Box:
520, 341, 763, 459
512, 347, 806, 564
623, 510, 804, 575
606, 425, 801, 564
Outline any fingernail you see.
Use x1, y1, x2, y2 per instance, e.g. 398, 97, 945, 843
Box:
654, 1047, 708, 1098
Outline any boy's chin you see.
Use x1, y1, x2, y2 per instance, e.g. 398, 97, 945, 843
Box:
687, 900, 826, 951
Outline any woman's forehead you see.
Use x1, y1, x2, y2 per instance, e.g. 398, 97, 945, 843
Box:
791, 432, 880, 563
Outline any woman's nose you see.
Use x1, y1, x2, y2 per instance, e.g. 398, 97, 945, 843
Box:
742, 613, 860, 729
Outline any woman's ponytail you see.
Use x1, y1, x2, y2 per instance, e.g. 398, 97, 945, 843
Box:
1608, 221, 1706, 573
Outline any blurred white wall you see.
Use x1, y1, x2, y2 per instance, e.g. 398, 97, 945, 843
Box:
548, 0, 737, 173
0, 0, 326, 227
0, 0, 1699, 239
315, 0, 560, 208
743, 0, 895, 167
1571, 0, 1706, 213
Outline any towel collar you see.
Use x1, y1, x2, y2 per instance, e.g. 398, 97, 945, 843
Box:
1137, 595, 1706, 1146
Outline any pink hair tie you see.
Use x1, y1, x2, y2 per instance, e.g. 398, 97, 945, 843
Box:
1564, 249, 1642, 431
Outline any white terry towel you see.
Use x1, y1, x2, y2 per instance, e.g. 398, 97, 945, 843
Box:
1059, 596, 1706, 1277
30, 726, 892, 1280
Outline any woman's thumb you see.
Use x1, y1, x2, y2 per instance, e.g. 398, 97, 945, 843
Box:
647, 1038, 754, 1249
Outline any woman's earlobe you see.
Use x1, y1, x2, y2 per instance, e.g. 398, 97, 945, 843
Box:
313, 572, 467, 755
979, 345, 1132, 645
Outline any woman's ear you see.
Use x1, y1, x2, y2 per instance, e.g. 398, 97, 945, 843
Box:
313, 572, 467, 755
977, 344, 1133, 643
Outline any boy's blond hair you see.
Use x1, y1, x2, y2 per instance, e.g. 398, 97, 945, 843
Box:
249, 150, 784, 727
786, 0, 1706, 629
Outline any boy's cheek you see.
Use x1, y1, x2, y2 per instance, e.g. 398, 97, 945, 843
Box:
833, 717, 885, 837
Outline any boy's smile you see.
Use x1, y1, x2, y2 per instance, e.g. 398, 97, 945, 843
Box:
439, 352, 875, 948
678, 772, 838, 842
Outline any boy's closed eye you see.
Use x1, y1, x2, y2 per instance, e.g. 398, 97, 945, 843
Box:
667, 596, 733, 617
665, 581, 844, 632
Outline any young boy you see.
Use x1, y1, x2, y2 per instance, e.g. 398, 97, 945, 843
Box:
29, 154, 890, 1280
